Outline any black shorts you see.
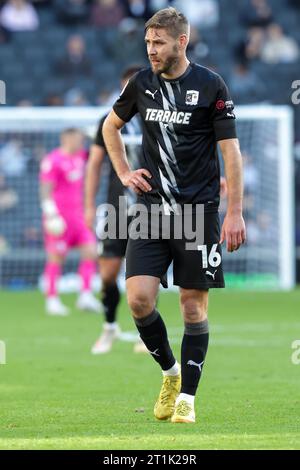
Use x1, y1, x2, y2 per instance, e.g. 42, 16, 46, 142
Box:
125, 211, 224, 290
97, 211, 131, 259
97, 237, 127, 258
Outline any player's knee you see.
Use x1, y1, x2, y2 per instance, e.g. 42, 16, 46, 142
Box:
181, 294, 208, 323
127, 292, 155, 318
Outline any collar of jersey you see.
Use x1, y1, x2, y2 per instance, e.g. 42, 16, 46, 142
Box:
159, 62, 193, 84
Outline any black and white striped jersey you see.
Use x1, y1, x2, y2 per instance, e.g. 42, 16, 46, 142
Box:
113, 62, 237, 213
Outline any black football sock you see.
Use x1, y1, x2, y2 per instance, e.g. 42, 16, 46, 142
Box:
102, 282, 120, 324
181, 320, 209, 396
134, 309, 176, 371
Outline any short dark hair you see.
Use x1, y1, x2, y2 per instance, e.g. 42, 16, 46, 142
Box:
121, 65, 143, 81
61, 128, 81, 138
145, 7, 189, 39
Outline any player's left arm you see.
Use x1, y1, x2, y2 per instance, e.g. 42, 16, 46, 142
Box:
218, 138, 246, 252
103, 112, 152, 194
103, 72, 152, 194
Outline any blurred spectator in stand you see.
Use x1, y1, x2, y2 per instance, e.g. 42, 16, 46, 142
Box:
187, 26, 209, 62
260, 23, 300, 64
0, 25, 10, 43
235, 27, 264, 64
54, 0, 89, 26
97, 85, 119, 106
149, 0, 174, 12
44, 94, 64, 106
0, 235, 9, 254
0, 140, 28, 177
229, 63, 266, 103
63, 87, 91, 106
96, 88, 114, 106
240, 0, 273, 29
17, 99, 33, 107
124, 0, 151, 22
174, 0, 219, 29
0, 0, 39, 32
90, 0, 125, 27
109, 18, 147, 65
0, 174, 18, 212
55, 35, 92, 77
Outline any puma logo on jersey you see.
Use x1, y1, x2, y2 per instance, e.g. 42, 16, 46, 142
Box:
187, 360, 204, 372
145, 108, 192, 125
205, 269, 217, 280
145, 89, 158, 100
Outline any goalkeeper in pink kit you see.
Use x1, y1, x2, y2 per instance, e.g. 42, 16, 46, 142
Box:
40, 128, 101, 315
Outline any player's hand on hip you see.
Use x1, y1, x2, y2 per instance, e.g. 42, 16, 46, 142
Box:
120, 169, 152, 194
220, 213, 246, 252
85, 206, 96, 229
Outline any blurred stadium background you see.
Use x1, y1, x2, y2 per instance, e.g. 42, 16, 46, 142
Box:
0, 0, 300, 451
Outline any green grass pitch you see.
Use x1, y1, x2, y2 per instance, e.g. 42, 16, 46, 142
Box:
0, 289, 300, 450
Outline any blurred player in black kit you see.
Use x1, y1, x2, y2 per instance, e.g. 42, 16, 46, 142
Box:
85, 66, 148, 354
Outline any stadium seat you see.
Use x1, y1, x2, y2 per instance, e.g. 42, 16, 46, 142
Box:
40, 27, 69, 46
12, 31, 40, 46
0, 45, 16, 63
22, 47, 48, 64
38, 7, 56, 27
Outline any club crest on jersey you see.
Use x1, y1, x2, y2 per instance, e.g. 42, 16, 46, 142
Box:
185, 90, 199, 105
67, 169, 82, 181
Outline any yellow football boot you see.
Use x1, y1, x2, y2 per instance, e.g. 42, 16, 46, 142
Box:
154, 370, 181, 420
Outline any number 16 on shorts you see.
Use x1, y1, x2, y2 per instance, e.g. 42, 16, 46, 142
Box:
197, 244, 222, 268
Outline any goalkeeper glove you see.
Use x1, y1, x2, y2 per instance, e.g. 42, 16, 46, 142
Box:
42, 199, 66, 236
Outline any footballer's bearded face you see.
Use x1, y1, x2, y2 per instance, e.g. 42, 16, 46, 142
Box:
145, 28, 183, 76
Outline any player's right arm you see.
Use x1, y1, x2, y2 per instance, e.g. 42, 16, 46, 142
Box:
39, 157, 66, 236
84, 144, 105, 229
103, 72, 152, 194
103, 110, 152, 194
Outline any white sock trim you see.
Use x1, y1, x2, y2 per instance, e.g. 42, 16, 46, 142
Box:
162, 361, 180, 376
104, 322, 118, 331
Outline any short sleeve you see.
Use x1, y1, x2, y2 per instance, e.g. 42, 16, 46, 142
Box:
93, 115, 106, 148
113, 73, 138, 122
39, 155, 57, 183
210, 75, 237, 141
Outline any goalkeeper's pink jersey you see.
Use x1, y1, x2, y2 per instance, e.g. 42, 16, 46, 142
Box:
40, 147, 88, 219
